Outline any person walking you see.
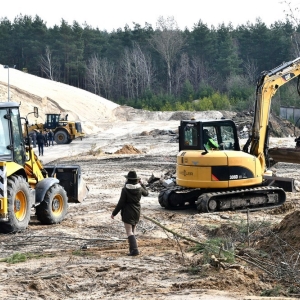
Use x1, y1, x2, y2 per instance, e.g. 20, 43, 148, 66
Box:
43, 130, 49, 147
48, 129, 54, 146
111, 170, 149, 256
32, 130, 37, 148
36, 130, 46, 156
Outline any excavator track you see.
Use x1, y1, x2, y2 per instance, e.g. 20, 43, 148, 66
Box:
158, 186, 286, 212
158, 187, 201, 210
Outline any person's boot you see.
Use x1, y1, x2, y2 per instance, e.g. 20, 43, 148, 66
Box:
127, 235, 139, 256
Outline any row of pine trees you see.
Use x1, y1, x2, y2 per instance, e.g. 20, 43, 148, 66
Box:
1, 12, 300, 113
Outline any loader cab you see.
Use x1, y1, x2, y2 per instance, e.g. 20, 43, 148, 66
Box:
179, 119, 240, 152
44, 113, 61, 129
0, 102, 26, 165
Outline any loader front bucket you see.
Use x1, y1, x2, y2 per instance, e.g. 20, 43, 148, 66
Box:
44, 165, 88, 203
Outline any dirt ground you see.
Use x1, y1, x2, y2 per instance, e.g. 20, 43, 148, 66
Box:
1, 66, 300, 299
1, 124, 300, 300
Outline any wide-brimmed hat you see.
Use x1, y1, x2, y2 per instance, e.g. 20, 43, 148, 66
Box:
124, 170, 140, 180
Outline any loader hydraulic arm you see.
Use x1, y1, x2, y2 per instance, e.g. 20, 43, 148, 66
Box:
244, 57, 300, 170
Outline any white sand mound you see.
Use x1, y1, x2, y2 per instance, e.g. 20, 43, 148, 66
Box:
0, 65, 119, 134
0, 65, 224, 136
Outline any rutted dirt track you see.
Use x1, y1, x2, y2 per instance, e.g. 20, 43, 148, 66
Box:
1, 127, 300, 300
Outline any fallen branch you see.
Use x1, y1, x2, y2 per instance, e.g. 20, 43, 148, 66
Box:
143, 215, 205, 245
40, 274, 62, 279
234, 254, 274, 276
143, 215, 277, 276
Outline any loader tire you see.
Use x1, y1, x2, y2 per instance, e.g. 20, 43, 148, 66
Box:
54, 130, 68, 144
0, 176, 32, 233
36, 184, 68, 224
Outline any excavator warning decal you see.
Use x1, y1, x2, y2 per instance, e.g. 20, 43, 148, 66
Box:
212, 174, 219, 181
282, 73, 295, 82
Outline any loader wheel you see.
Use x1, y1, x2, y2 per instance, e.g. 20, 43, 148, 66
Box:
0, 176, 32, 233
36, 184, 68, 224
54, 130, 68, 144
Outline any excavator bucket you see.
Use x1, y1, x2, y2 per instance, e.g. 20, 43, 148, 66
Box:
44, 165, 88, 203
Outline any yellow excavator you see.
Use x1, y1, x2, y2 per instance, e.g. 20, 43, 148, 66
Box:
26, 113, 85, 144
159, 57, 300, 212
0, 102, 87, 233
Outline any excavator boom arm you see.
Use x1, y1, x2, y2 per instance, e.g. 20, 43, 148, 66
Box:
247, 57, 300, 169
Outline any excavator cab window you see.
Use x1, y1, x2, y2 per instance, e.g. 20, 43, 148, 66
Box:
184, 124, 198, 146
202, 122, 239, 151
179, 121, 201, 151
218, 125, 236, 150
203, 127, 219, 150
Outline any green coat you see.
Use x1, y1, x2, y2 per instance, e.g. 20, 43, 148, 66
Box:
112, 183, 149, 225
205, 137, 219, 150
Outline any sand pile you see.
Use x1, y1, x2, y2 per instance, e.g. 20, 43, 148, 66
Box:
114, 144, 143, 154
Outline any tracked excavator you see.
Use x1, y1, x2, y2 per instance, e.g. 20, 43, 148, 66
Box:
159, 57, 300, 213
0, 102, 88, 233
26, 113, 85, 144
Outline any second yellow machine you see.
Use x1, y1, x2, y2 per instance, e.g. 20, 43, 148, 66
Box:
26, 113, 85, 144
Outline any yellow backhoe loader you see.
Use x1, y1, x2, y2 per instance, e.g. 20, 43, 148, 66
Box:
0, 103, 88, 233
26, 113, 85, 144
159, 57, 300, 212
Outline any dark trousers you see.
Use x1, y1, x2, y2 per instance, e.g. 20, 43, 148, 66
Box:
38, 143, 44, 155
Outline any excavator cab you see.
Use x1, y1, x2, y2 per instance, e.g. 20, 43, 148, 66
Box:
179, 119, 240, 152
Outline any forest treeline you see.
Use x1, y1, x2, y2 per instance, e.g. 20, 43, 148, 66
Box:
1, 14, 300, 113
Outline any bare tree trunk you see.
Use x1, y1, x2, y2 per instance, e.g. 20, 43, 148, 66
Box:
86, 55, 115, 99
149, 16, 185, 95
244, 57, 258, 84
190, 56, 218, 90
281, 0, 300, 57
86, 54, 100, 94
98, 58, 115, 99
173, 53, 190, 96
40, 46, 60, 81
120, 43, 154, 100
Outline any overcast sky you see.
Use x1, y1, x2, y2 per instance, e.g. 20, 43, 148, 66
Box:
2, 0, 297, 31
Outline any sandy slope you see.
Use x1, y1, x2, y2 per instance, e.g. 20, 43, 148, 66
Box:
0, 65, 119, 134
0, 65, 225, 136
